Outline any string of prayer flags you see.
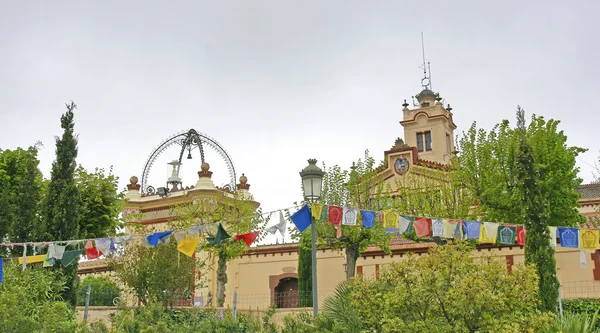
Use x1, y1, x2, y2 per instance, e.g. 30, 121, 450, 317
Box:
479, 222, 499, 244
236, 231, 260, 247
147, 231, 173, 247
399, 216, 414, 234
113, 235, 132, 245
383, 212, 399, 232
361, 210, 376, 228
85, 240, 103, 260
207, 224, 231, 245
548, 227, 557, 247
464, 221, 481, 239
61, 249, 84, 267
497, 225, 517, 245
431, 219, 444, 237
516, 227, 526, 246
558, 227, 579, 248
414, 218, 432, 237
177, 236, 201, 257
580, 229, 600, 251
342, 208, 358, 226
311, 203, 324, 220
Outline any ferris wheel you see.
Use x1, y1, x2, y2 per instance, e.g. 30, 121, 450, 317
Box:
140, 129, 236, 194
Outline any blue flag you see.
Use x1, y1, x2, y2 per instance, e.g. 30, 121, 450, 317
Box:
464, 221, 481, 239
147, 231, 174, 247
0, 258, 3, 284
361, 210, 376, 228
558, 227, 579, 248
291, 205, 312, 232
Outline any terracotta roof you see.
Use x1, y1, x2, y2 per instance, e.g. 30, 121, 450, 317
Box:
577, 183, 600, 200
580, 215, 600, 229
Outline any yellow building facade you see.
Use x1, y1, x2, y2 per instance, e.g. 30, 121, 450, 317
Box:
80, 84, 600, 310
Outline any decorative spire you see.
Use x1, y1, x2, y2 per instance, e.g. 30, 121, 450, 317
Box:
198, 162, 213, 179
127, 176, 141, 191
237, 173, 250, 190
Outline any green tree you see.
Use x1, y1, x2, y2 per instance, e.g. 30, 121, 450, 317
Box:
110, 234, 203, 308
76, 275, 121, 306
0, 144, 44, 251
75, 165, 125, 239
42, 101, 81, 306
347, 242, 554, 332
173, 190, 266, 307
297, 233, 312, 307
515, 107, 560, 312
454, 111, 586, 226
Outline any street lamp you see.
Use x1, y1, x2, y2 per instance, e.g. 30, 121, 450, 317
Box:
299, 158, 325, 317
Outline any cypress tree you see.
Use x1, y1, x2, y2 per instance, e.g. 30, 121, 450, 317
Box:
43, 101, 81, 306
298, 232, 312, 307
516, 107, 559, 312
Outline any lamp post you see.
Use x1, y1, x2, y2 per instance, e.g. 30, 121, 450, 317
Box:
300, 158, 325, 317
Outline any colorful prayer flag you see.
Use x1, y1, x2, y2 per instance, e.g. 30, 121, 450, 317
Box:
291, 205, 312, 233
383, 212, 399, 232
431, 219, 444, 237
580, 229, 600, 251
479, 222, 498, 243
497, 225, 517, 245
399, 216, 414, 234
464, 221, 481, 239
548, 226, 557, 247
414, 218, 432, 237
342, 208, 358, 226
60, 249, 84, 267
177, 237, 201, 257
146, 231, 173, 247
0, 258, 3, 284
236, 231, 260, 247
516, 226, 526, 246
311, 203, 324, 220
18, 254, 46, 264
207, 224, 231, 245
361, 210, 376, 228
558, 227, 579, 248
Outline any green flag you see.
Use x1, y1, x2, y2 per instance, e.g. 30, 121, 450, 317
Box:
207, 223, 231, 245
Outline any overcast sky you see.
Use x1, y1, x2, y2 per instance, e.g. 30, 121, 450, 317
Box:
2, 1, 599, 228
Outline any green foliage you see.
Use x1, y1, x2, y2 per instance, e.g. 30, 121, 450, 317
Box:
107, 304, 263, 332
0, 262, 80, 332
173, 192, 267, 307
310, 151, 392, 280
345, 242, 554, 332
515, 107, 560, 312
553, 310, 600, 333
76, 165, 125, 239
110, 238, 203, 308
564, 299, 600, 316
77, 275, 122, 306
455, 110, 586, 226
297, 232, 312, 307
0, 144, 44, 252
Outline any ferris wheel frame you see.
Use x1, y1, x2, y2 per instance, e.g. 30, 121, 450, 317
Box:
140, 129, 237, 194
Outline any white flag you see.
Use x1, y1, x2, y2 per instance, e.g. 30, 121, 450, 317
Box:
266, 211, 287, 236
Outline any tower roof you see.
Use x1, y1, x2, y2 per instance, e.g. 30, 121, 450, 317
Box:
415, 89, 436, 102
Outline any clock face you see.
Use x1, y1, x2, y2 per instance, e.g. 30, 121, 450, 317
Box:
394, 157, 410, 175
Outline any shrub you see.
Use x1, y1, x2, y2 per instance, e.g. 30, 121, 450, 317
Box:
77, 275, 122, 306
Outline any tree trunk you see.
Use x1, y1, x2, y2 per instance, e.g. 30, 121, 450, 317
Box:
345, 245, 359, 280
216, 253, 228, 307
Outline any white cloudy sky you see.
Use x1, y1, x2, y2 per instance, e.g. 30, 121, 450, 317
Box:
1, 1, 599, 222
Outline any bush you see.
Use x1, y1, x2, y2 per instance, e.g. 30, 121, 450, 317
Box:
563, 299, 600, 316
77, 275, 122, 306
0, 262, 81, 332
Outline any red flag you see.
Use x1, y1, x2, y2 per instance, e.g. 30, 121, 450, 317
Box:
85, 240, 103, 260
328, 206, 343, 226
414, 218, 432, 237
517, 226, 526, 246
235, 231, 260, 247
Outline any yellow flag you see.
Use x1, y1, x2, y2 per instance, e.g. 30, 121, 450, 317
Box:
580, 229, 600, 251
383, 212, 399, 229
177, 237, 201, 257
479, 222, 499, 243
311, 203, 324, 220
18, 254, 46, 264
